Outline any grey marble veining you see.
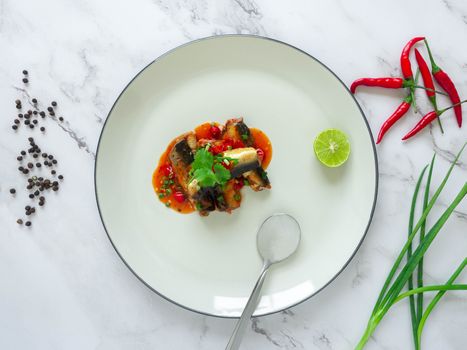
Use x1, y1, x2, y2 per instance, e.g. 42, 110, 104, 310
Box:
1, 0, 466, 349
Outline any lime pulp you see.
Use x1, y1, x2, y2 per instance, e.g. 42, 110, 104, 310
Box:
313, 129, 350, 167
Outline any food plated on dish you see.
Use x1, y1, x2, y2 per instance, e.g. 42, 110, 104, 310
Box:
152, 118, 272, 216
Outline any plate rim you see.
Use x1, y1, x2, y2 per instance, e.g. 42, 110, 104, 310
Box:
94, 34, 379, 319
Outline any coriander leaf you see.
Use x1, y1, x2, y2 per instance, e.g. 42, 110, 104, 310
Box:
213, 163, 231, 184
192, 148, 213, 170
193, 168, 218, 187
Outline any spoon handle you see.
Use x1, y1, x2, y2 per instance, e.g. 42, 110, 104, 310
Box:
225, 262, 270, 350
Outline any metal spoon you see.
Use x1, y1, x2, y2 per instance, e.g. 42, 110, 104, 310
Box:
226, 213, 301, 350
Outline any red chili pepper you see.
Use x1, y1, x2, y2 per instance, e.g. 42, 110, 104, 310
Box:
256, 148, 264, 162
233, 179, 244, 190
425, 40, 462, 127
414, 49, 436, 105
209, 125, 221, 139
400, 37, 425, 80
376, 94, 412, 144
162, 164, 173, 177
350, 77, 410, 94
402, 110, 438, 140
173, 191, 185, 203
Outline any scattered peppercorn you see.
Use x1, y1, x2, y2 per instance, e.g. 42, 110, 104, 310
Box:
28, 194, 34, 199
25, 221, 31, 227
10, 188, 16, 194
40, 127, 45, 132
17, 219, 23, 225
22, 70, 28, 75
47, 107, 53, 112
58, 175, 63, 180
59, 117, 64, 122
51, 101, 57, 107
12, 125, 18, 130
32, 98, 37, 104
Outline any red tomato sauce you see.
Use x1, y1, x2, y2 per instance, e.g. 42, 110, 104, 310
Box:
152, 121, 272, 214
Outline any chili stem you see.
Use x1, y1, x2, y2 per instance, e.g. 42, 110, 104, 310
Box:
439, 99, 467, 114
412, 85, 448, 96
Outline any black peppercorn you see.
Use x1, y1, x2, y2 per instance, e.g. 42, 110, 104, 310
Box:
25, 221, 31, 227
22, 70, 28, 75
32, 98, 37, 103
22, 78, 28, 83
9, 188, 16, 194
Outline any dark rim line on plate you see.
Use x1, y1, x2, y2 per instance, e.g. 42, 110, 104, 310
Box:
94, 34, 379, 319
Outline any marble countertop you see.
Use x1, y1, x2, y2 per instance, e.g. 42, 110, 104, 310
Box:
1, 0, 466, 349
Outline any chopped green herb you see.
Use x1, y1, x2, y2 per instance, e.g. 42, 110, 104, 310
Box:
217, 195, 225, 203
243, 179, 250, 186
165, 189, 172, 195
233, 193, 241, 201
261, 171, 268, 179
191, 148, 232, 188
165, 201, 171, 207
158, 193, 165, 199
241, 134, 248, 141
195, 202, 202, 211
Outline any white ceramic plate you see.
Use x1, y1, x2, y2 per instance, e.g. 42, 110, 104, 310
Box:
95, 35, 378, 318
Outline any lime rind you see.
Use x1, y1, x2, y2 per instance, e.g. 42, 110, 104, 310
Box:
313, 129, 350, 167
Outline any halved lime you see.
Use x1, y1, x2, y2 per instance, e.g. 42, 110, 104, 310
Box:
313, 129, 350, 167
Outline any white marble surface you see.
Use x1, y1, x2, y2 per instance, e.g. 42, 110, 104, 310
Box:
1, 0, 466, 349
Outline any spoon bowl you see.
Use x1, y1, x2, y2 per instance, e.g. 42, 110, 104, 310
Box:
257, 213, 301, 264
